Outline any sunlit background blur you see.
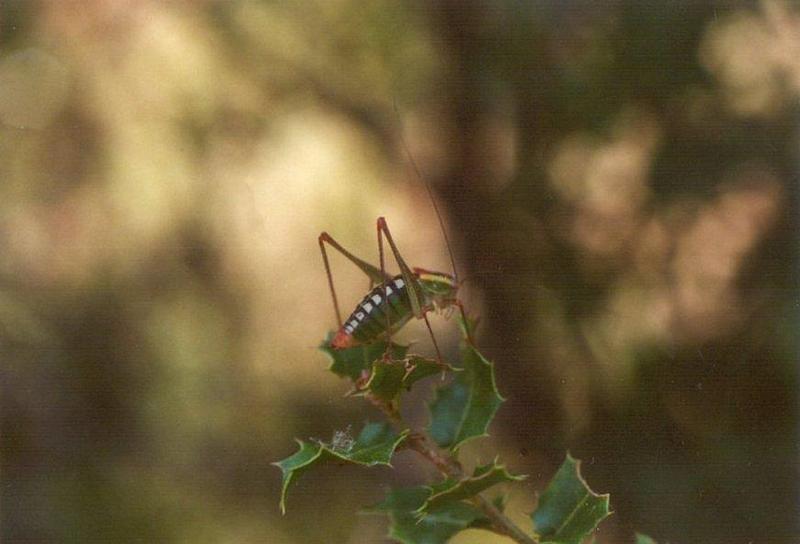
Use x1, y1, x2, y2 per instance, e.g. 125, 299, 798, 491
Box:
1, 1, 797, 543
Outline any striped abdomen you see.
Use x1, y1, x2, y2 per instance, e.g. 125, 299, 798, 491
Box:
330, 275, 420, 349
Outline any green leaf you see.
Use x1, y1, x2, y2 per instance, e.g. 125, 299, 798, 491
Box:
531, 454, 611, 544
635, 534, 657, 544
273, 421, 408, 514
403, 355, 452, 388
456, 312, 478, 339
370, 487, 487, 544
428, 342, 504, 450
319, 333, 408, 381
417, 459, 526, 514
364, 357, 407, 400
366, 355, 453, 402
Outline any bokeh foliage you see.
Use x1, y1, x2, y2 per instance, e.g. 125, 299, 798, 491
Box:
1, 1, 797, 543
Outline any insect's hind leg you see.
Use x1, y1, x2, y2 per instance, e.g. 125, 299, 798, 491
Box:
376, 220, 393, 360
376, 217, 414, 361
318, 233, 343, 328
319, 231, 392, 330
377, 217, 448, 368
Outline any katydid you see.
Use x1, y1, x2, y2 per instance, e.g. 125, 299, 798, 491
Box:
319, 213, 470, 364
319, 104, 472, 362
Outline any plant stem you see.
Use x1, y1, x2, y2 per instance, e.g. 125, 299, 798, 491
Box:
369, 395, 537, 544
472, 494, 537, 544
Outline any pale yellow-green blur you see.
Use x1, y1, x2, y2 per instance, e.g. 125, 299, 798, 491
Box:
1, 2, 797, 543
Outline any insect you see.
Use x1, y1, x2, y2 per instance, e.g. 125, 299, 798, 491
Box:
318, 144, 469, 363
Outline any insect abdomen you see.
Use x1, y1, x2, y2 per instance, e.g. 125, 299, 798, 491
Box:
332, 275, 414, 348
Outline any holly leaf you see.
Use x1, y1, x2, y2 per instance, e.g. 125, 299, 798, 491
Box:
635, 534, 657, 544
428, 342, 504, 450
320, 333, 408, 380
273, 421, 408, 514
369, 486, 488, 544
366, 355, 454, 402
417, 459, 526, 515
531, 454, 611, 544
363, 357, 407, 400
456, 312, 479, 338
402, 355, 452, 387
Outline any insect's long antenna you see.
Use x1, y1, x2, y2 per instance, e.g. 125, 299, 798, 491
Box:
392, 98, 459, 281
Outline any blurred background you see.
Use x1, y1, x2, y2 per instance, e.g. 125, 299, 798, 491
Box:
1, 1, 797, 543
